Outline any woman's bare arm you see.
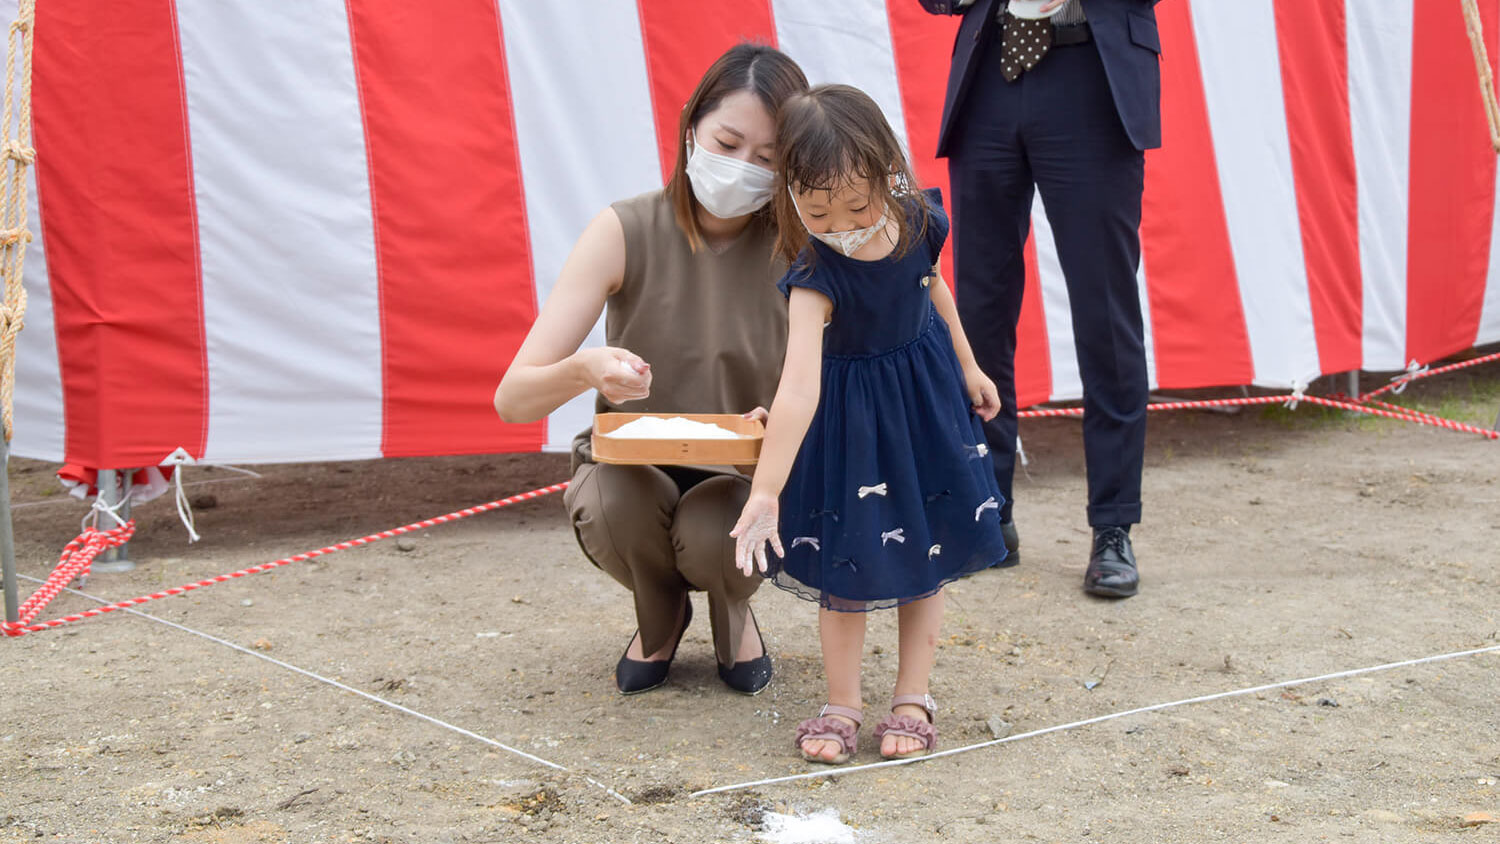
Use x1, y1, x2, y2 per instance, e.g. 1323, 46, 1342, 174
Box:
493, 208, 653, 423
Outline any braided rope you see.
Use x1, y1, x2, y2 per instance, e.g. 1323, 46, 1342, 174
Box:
1358, 398, 1465, 428
1, 481, 568, 637
1358, 351, 1500, 402
6, 361, 1497, 638
0, 0, 33, 443
1464, 0, 1500, 153
1018, 392, 1499, 440
9, 521, 134, 626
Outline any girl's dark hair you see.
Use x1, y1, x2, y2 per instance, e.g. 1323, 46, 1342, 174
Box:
771, 84, 927, 266
664, 43, 810, 252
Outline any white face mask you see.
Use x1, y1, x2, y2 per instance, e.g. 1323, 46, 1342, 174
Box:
685, 131, 775, 219
789, 187, 890, 257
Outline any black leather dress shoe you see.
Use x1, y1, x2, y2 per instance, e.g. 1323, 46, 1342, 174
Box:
987, 519, 1021, 569
615, 599, 692, 695
1084, 526, 1139, 598
717, 609, 772, 695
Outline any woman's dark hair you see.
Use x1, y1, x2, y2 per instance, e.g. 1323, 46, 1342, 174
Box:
771, 84, 926, 266
664, 43, 809, 252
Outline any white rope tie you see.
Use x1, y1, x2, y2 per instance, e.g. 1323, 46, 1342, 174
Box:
161, 447, 201, 543
158, 447, 264, 543
1390, 360, 1428, 395
879, 528, 905, 546
83, 488, 132, 533
204, 463, 264, 480
857, 483, 888, 499
790, 536, 821, 551
172, 468, 201, 543
1284, 380, 1309, 410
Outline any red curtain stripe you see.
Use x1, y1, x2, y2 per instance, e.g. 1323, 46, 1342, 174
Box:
1405, 0, 1499, 365
346, 0, 544, 456
1274, 0, 1362, 375
1140, 2, 1255, 389
32, 0, 209, 469
636, 0, 778, 184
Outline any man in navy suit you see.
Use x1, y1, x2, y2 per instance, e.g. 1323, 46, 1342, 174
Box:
918, 0, 1161, 597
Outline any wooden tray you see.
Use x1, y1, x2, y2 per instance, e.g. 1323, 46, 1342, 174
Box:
592, 412, 763, 466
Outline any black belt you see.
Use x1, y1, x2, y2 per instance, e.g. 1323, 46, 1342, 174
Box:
1052, 22, 1092, 46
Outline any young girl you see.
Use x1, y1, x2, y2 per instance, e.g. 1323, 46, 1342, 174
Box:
730, 85, 1009, 763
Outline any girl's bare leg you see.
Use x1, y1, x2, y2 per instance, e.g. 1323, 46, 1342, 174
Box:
801, 607, 868, 761
883, 590, 944, 757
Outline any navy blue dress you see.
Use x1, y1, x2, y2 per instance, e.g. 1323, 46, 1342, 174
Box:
769, 189, 1009, 612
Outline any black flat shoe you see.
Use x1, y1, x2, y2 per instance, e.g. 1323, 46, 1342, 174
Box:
1084, 526, 1139, 598
615, 599, 692, 695
717, 609, 772, 695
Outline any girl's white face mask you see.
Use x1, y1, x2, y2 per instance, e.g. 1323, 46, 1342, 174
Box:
685, 131, 776, 219
789, 187, 889, 257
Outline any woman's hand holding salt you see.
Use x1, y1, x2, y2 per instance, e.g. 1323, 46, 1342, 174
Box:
582, 346, 652, 404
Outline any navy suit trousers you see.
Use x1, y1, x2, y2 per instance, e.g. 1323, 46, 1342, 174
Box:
949, 35, 1148, 527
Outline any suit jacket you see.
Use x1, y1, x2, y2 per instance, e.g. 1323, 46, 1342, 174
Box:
919, 0, 1162, 154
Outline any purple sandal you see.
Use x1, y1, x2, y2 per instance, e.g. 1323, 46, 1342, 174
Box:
794, 704, 863, 764
873, 693, 937, 759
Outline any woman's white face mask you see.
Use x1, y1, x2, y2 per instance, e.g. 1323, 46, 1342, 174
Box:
685, 131, 776, 219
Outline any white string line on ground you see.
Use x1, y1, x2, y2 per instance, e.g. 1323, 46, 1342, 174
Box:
11, 476, 255, 510
18, 574, 633, 806
691, 642, 1500, 798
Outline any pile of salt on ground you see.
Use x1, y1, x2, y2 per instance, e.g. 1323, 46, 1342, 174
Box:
758, 809, 858, 844
602, 416, 747, 439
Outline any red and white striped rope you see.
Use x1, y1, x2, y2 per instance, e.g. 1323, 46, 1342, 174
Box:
1359, 351, 1500, 402
2, 481, 568, 638
1299, 395, 1497, 437
1339, 396, 1466, 430
6, 382, 1495, 639
7, 521, 134, 628
1019, 393, 1499, 439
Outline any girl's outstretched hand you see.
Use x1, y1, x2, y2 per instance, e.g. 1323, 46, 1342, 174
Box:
729, 492, 784, 576
964, 366, 1002, 421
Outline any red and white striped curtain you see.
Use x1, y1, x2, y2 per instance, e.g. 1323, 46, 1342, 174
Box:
7, 1, 1499, 471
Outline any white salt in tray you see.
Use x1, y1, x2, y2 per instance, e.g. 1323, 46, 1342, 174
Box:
591, 412, 764, 466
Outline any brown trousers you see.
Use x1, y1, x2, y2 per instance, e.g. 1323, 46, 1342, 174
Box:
563, 461, 761, 666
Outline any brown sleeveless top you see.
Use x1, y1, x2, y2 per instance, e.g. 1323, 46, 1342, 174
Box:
571, 189, 788, 465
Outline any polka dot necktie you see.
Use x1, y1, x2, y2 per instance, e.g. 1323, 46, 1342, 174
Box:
1001, 14, 1052, 82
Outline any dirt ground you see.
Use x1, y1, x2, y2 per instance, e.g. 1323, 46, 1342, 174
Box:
2, 365, 1498, 844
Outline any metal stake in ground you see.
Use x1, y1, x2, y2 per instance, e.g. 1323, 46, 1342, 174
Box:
91, 469, 135, 574
2, 436, 17, 623
0, 0, 38, 625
